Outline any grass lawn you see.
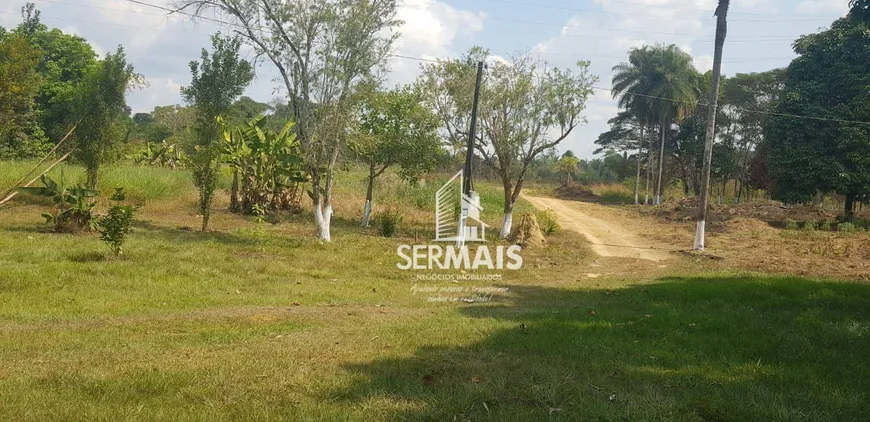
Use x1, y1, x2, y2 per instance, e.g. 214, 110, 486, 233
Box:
1, 162, 869, 421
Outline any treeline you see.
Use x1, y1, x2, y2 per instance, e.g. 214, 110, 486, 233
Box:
595, 2, 870, 217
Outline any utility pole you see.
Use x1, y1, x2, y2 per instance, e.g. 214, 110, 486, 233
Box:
463, 61, 484, 195
694, 0, 730, 251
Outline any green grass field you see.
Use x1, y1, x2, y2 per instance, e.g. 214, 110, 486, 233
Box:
1, 162, 869, 421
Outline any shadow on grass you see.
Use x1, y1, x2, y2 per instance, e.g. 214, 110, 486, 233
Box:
329, 275, 870, 421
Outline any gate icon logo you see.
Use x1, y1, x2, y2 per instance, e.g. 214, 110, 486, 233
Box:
434, 169, 487, 243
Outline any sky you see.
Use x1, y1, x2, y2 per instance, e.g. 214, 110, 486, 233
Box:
0, 0, 852, 158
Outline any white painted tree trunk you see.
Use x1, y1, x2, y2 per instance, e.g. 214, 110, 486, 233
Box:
500, 210, 513, 239
314, 200, 332, 242
361, 200, 373, 227
693, 219, 705, 250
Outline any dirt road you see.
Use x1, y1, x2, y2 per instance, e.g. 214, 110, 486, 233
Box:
524, 195, 672, 261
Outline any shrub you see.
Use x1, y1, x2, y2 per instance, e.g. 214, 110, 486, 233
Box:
376, 209, 404, 237
18, 174, 97, 233
817, 219, 832, 231
802, 220, 817, 231
838, 222, 857, 233
537, 209, 560, 235
96, 188, 138, 255
784, 219, 798, 230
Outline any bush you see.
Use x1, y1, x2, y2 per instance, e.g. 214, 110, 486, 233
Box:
784, 219, 799, 230
537, 209, 560, 235
96, 188, 138, 255
837, 222, 857, 233
18, 174, 97, 233
376, 209, 404, 237
802, 220, 817, 231
817, 219, 832, 231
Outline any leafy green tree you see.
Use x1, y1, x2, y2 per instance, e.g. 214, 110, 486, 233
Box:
178, 0, 402, 242
73, 46, 139, 189
420, 50, 596, 237
722, 69, 785, 202
13, 3, 98, 142
765, 6, 870, 218
612, 44, 699, 204
557, 154, 580, 185
595, 111, 646, 202
351, 85, 441, 226
0, 32, 46, 159
181, 34, 254, 231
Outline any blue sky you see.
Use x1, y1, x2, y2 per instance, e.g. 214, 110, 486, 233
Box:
0, 0, 851, 157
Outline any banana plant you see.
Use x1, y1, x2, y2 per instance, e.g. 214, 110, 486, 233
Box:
220, 115, 308, 214
18, 174, 98, 232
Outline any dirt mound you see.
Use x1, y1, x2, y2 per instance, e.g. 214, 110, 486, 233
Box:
554, 183, 598, 201
652, 198, 835, 224
510, 212, 547, 248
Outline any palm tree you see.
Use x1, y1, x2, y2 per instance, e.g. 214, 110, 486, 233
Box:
695, 0, 730, 251
612, 45, 699, 205
612, 47, 656, 205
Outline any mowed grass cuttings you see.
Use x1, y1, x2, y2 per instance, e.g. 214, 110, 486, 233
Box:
2, 160, 870, 420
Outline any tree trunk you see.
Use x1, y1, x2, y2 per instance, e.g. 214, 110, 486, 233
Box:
500, 177, 513, 239
361, 162, 375, 227
86, 164, 99, 190
634, 125, 644, 205
645, 125, 653, 205
694, 0, 729, 251
655, 117, 666, 205
844, 193, 856, 220
230, 170, 239, 212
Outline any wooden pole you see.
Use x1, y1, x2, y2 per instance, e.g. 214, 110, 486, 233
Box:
0, 122, 78, 201
0, 151, 72, 206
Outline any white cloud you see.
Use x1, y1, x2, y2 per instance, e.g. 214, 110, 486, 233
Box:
532, 0, 716, 157
693, 54, 714, 73
796, 0, 849, 15
387, 0, 486, 85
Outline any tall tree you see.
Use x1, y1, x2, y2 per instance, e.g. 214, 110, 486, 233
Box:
595, 110, 645, 202
14, 3, 98, 142
181, 34, 254, 231
73, 46, 138, 189
765, 4, 870, 218
0, 32, 44, 159
612, 45, 698, 205
178, 0, 401, 242
694, 0, 730, 250
478, 54, 596, 237
352, 85, 441, 227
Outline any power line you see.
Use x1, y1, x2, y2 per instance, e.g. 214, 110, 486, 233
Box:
397, 3, 818, 38
14, 0, 810, 45
16, 1, 862, 126
3, 3, 799, 63
592, 85, 870, 125
455, 0, 835, 22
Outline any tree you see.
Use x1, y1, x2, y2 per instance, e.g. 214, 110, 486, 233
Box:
478, 54, 596, 237
181, 34, 254, 231
595, 111, 645, 202
557, 154, 580, 185
722, 70, 785, 202
612, 44, 699, 205
178, 0, 402, 242
765, 6, 870, 218
0, 32, 45, 159
73, 46, 139, 189
13, 3, 98, 142
351, 85, 441, 227
694, 0, 730, 251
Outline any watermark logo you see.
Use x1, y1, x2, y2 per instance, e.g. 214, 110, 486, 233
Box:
435, 170, 487, 243
397, 168, 522, 271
